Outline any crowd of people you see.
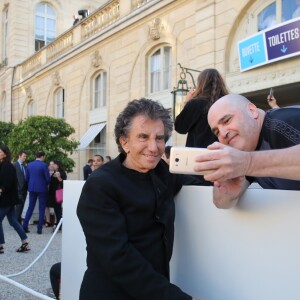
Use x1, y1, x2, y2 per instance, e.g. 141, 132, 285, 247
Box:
1, 67, 299, 299
0, 148, 113, 253
0, 141, 112, 297
82, 154, 112, 180
0, 149, 69, 255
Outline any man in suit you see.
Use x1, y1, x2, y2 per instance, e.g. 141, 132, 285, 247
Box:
13, 151, 28, 224
23, 150, 50, 234
83, 159, 93, 180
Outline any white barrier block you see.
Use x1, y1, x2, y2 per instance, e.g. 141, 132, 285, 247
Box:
60, 180, 85, 300
171, 186, 300, 300
61, 181, 300, 300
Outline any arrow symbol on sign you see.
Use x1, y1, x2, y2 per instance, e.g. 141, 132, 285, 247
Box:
249, 56, 253, 63
281, 45, 288, 53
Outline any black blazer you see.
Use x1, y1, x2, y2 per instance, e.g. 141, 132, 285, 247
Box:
0, 161, 18, 208
13, 161, 28, 202
77, 154, 196, 300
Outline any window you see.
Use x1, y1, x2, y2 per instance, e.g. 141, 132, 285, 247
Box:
2, 8, 8, 64
258, 3, 276, 31
282, 0, 300, 21
93, 72, 107, 109
55, 88, 64, 118
35, 3, 56, 51
1, 92, 6, 121
91, 126, 106, 156
258, 0, 300, 31
28, 100, 35, 116
149, 46, 172, 94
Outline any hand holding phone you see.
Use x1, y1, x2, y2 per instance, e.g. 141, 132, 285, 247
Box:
268, 87, 274, 99
169, 146, 212, 175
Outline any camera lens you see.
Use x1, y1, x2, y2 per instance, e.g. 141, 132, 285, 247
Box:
175, 158, 179, 162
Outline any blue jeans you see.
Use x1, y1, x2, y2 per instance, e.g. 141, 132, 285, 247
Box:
0, 205, 28, 244
23, 191, 47, 231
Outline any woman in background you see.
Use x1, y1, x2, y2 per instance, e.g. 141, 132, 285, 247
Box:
0, 145, 30, 253
48, 161, 67, 231
175, 68, 228, 148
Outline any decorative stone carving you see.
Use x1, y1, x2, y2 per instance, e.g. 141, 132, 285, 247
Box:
25, 86, 32, 99
52, 71, 61, 86
91, 50, 102, 68
227, 65, 300, 94
149, 18, 164, 40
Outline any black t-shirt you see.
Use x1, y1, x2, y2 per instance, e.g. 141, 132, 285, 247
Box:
250, 106, 300, 190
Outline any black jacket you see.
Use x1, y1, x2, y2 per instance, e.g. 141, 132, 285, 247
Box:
47, 170, 67, 207
77, 154, 198, 300
83, 164, 92, 180
13, 161, 28, 203
175, 97, 217, 148
0, 161, 18, 208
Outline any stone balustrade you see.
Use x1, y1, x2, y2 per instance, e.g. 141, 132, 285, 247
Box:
46, 32, 73, 62
18, 0, 158, 80
132, 0, 154, 10
81, 0, 120, 40
22, 52, 42, 77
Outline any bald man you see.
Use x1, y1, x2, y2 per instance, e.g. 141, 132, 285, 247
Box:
194, 94, 300, 208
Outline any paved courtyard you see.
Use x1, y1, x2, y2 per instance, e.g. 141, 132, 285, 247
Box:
0, 219, 62, 299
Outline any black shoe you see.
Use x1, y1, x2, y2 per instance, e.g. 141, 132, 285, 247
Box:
37, 229, 42, 234
16, 242, 30, 253
24, 228, 30, 233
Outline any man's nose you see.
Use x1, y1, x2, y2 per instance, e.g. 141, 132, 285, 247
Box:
219, 127, 229, 143
148, 139, 159, 151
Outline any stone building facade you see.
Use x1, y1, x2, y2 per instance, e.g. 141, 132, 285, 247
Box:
1, 0, 299, 179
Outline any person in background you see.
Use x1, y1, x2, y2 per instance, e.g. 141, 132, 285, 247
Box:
48, 161, 55, 176
92, 154, 104, 171
13, 151, 28, 224
45, 160, 56, 227
194, 94, 300, 209
48, 160, 67, 231
0, 145, 30, 253
267, 95, 279, 108
23, 150, 50, 234
162, 145, 171, 165
104, 155, 112, 164
73, 14, 80, 26
175, 68, 228, 186
77, 98, 204, 300
175, 68, 229, 149
50, 262, 61, 299
83, 159, 93, 180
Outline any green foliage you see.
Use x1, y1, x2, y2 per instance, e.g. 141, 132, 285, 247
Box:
0, 121, 15, 146
8, 116, 79, 173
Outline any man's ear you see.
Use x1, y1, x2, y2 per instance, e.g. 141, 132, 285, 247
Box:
247, 102, 259, 119
119, 136, 129, 153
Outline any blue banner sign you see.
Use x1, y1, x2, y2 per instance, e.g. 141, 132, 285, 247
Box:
265, 19, 300, 60
238, 17, 300, 72
238, 33, 267, 71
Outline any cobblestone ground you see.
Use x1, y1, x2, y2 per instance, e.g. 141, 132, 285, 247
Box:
0, 218, 62, 299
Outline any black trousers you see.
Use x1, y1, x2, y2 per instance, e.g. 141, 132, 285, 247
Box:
50, 262, 61, 299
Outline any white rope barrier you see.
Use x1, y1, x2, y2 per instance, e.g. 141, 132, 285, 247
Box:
0, 218, 63, 299
0, 275, 54, 300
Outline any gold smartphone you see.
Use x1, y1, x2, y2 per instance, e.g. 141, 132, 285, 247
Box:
169, 146, 211, 175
